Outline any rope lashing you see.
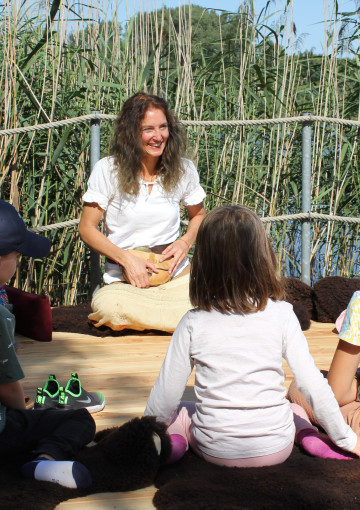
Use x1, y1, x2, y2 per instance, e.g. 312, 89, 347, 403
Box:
1, 114, 360, 137
28, 212, 360, 234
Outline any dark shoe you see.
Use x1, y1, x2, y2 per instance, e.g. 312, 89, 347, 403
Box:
34, 374, 60, 409
57, 373, 105, 414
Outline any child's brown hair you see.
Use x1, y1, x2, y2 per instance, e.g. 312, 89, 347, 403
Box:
190, 205, 284, 313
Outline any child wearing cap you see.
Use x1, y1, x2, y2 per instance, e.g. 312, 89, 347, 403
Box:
0, 200, 95, 489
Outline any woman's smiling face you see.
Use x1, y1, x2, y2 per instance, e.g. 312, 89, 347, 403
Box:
140, 107, 169, 161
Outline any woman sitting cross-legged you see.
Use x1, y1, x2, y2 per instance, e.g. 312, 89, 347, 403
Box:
79, 92, 206, 332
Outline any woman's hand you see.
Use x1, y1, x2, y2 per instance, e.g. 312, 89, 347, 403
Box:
160, 238, 190, 276
122, 250, 158, 288
80, 203, 158, 288
159, 202, 206, 276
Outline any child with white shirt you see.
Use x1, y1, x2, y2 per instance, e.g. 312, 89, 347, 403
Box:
145, 205, 360, 467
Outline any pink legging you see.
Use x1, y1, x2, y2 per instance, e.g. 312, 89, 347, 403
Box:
167, 401, 316, 468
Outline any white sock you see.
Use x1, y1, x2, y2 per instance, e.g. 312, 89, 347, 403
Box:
21, 459, 92, 489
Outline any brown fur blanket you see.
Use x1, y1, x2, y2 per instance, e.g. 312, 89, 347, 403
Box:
154, 446, 360, 509
2, 444, 360, 510
50, 277, 360, 336
52, 278, 315, 335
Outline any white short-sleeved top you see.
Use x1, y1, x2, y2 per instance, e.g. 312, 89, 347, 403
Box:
82, 156, 206, 283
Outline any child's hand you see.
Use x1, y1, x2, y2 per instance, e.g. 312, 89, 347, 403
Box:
351, 435, 360, 457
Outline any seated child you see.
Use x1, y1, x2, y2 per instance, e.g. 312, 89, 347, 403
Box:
145, 206, 360, 466
0, 200, 95, 488
289, 290, 360, 439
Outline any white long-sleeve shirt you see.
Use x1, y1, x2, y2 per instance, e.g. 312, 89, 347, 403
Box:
145, 300, 357, 458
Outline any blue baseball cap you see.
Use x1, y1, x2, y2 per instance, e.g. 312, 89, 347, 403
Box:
0, 200, 51, 258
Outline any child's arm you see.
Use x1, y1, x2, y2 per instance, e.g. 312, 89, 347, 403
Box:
327, 292, 360, 406
327, 340, 360, 406
145, 312, 193, 422
0, 380, 26, 410
284, 306, 358, 453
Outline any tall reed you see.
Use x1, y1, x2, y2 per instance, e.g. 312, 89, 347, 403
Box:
0, 0, 359, 304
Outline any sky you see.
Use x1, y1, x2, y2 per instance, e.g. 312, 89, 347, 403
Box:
115, 0, 358, 53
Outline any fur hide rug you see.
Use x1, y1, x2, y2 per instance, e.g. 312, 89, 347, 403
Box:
313, 276, 360, 323
283, 277, 314, 324
51, 302, 170, 337
51, 277, 360, 335
154, 446, 360, 510
52, 278, 314, 335
3, 435, 360, 510
0, 416, 171, 510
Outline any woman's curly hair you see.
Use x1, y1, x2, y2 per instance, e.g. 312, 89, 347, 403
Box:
111, 92, 185, 195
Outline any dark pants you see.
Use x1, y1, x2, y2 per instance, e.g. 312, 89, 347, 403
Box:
0, 408, 95, 460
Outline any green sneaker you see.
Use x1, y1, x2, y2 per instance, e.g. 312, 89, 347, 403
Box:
34, 374, 60, 409
57, 373, 105, 414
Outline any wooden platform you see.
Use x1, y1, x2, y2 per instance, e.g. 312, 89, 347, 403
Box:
14, 321, 339, 509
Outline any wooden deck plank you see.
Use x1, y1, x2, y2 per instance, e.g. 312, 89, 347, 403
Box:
56, 487, 157, 509
13, 320, 339, 510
